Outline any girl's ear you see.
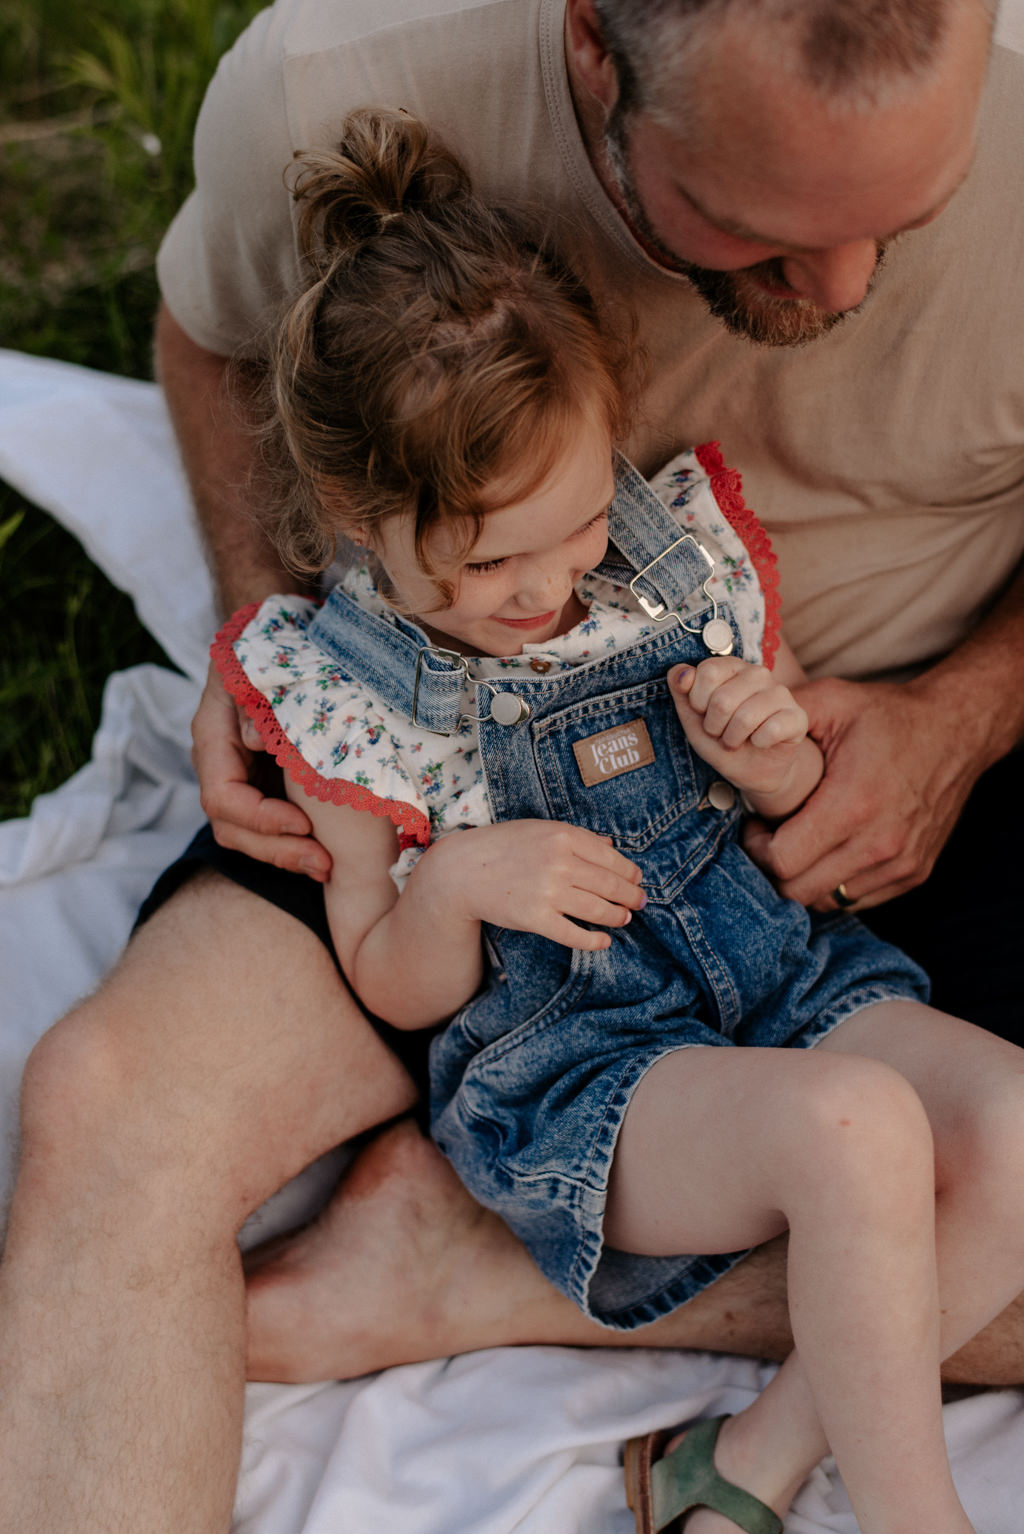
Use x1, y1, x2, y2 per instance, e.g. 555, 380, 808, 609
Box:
348, 524, 370, 548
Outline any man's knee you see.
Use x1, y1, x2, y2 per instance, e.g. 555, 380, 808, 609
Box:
18, 990, 223, 1216
15, 872, 423, 1234
17, 992, 270, 1239
20, 1000, 127, 1164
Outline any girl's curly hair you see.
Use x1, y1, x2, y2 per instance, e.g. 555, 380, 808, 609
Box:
245, 107, 631, 595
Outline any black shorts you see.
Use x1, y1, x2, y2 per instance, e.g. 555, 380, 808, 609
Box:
861, 750, 1022, 1041
134, 823, 438, 1093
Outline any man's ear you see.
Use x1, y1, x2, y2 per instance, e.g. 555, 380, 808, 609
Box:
565, 0, 621, 113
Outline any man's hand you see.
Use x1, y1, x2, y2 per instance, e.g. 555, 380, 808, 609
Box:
742, 675, 980, 911
418, 820, 646, 951
191, 663, 331, 880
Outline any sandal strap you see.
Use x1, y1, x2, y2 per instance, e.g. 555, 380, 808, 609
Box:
650, 1417, 783, 1534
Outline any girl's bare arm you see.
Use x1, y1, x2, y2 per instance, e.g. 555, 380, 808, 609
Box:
289, 785, 645, 1029
283, 788, 482, 1029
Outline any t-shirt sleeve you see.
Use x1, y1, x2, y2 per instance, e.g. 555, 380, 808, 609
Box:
156, 5, 301, 356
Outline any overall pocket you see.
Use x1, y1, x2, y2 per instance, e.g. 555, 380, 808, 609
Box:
531, 679, 702, 853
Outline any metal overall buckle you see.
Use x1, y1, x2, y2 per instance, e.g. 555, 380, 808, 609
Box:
628, 533, 734, 655
411, 646, 532, 736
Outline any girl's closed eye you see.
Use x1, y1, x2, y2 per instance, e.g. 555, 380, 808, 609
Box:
579, 507, 610, 537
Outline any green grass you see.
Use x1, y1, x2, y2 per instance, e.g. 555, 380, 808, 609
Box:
0, 0, 264, 819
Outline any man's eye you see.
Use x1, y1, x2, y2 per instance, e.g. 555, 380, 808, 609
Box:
464, 557, 506, 574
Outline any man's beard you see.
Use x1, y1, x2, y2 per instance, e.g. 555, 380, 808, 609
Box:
603, 114, 885, 348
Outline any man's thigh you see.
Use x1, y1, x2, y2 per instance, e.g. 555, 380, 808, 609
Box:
863, 753, 1022, 1040
75, 868, 419, 1217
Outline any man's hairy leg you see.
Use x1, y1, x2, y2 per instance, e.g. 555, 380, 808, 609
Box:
0, 870, 417, 1534
247, 1117, 1024, 1389
245, 1120, 790, 1379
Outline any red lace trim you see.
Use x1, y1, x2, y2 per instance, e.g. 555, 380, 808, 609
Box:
694, 441, 782, 669
210, 604, 430, 851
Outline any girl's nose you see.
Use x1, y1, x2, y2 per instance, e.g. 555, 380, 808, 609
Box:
516, 556, 571, 610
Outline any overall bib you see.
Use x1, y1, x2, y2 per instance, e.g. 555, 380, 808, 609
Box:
302, 459, 930, 1328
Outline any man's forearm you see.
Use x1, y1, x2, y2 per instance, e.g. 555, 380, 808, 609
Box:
907, 556, 1024, 773
154, 301, 302, 617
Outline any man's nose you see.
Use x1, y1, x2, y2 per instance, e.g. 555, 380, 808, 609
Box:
780, 239, 880, 313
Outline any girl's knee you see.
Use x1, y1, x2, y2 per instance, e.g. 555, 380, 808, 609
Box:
789, 1053, 934, 1205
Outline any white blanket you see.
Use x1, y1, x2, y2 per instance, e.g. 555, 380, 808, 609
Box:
2, 340, 1023, 1529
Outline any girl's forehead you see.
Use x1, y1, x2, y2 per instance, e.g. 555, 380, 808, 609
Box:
460, 425, 617, 559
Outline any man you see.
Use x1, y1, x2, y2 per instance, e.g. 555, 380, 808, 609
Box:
1, 2, 1022, 1530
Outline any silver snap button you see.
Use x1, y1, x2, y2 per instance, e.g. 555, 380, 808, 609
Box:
489, 692, 531, 727
707, 780, 736, 811
702, 617, 734, 655
529, 657, 552, 674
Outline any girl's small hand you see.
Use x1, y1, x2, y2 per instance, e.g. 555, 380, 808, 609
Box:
669, 657, 808, 797
423, 820, 647, 951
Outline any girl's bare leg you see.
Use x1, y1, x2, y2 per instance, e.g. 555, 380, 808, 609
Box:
606, 1002, 1024, 1533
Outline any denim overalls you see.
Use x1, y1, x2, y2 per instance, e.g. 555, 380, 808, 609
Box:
308, 457, 928, 1329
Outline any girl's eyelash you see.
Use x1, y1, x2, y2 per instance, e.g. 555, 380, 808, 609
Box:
464, 509, 608, 575
465, 556, 506, 574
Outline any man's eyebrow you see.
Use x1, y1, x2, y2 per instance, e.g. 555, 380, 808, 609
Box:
675, 167, 972, 250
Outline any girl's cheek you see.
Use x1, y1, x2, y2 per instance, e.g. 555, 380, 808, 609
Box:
454, 576, 505, 619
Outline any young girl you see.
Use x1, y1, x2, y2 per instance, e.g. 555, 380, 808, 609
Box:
215, 108, 1024, 1534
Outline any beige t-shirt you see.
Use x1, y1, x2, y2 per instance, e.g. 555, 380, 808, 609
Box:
157, 0, 1024, 683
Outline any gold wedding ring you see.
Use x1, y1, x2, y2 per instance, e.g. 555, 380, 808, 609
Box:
832, 883, 856, 909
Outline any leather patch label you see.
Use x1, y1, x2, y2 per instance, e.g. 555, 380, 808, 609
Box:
573, 719, 654, 786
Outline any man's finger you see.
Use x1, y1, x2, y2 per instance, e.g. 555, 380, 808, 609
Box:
239, 712, 266, 752
740, 787, 847, 887
200, 768, 310, 832
209, 817, 332, 879
748, 815, 925, 912
806, 855, 931, 914
743, 814, 863, 908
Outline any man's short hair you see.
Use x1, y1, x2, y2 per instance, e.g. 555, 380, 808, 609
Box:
593, 0, 994, 126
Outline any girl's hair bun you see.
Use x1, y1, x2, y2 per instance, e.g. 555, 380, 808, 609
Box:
289, 107, 469, 269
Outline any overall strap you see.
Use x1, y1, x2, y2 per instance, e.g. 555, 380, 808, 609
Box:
307, 591, 468, 735
600, 454, 719, 629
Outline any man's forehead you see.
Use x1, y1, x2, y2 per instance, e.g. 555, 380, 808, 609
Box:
644, 5, 989, 248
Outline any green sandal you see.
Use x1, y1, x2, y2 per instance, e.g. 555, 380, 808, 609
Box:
624, 1415, 783, 1533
